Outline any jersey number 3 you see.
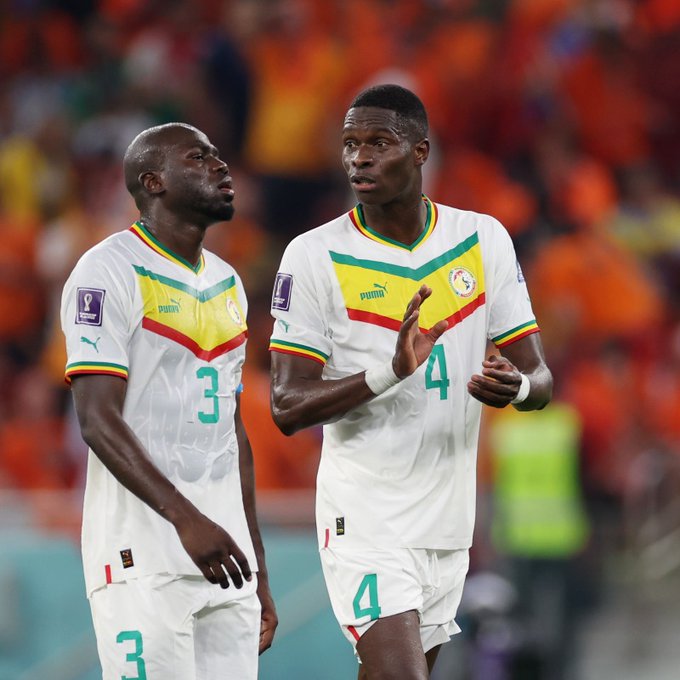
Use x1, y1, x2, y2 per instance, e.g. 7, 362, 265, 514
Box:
196, 366, 220, 423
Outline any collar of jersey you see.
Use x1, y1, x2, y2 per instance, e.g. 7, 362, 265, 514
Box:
349, 195, 437, 252
129, 221, 205, 274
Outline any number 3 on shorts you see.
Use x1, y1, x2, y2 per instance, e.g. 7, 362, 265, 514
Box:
116, 630, 147, 680
352, 573, 381, 621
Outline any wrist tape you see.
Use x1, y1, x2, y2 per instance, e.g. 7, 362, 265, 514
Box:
511, 373, 530, 404
364, 362, 401, 395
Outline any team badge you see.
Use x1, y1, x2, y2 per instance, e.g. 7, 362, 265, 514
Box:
449, 267, 476, 298
226, 298, 242, 325
76, 288, 105, 326
272, 272, 293, 311
336, 517, 345, 536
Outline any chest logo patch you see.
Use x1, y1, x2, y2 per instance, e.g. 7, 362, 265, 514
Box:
360, 282, 388, 301
449, 267, 476, 298
227, 298, 242, 325
158, 298, 181, 313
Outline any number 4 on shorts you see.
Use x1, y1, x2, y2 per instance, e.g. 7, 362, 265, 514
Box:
352, 573, 381, 621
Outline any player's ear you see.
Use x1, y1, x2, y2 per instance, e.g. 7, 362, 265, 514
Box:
414, 138, 429, 166
140, 171, 164, 195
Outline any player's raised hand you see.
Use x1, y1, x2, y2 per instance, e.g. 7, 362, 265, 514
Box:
392, 284, 448, 378
174, 512, 252, 589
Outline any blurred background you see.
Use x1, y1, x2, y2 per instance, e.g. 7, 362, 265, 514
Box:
0, 0, 679, 678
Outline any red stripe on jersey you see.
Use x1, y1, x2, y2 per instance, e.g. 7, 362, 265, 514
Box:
347, 292, 485, 334
441, 292, 486, 329
348, 625, 361, 642
105, 564, 112, 584
347, 309, 403, 331
142, 317, 247, 360
324, 528, 330, 548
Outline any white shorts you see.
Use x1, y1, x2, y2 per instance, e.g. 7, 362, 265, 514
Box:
320, 546, 469, 655
89, 573, 260, 680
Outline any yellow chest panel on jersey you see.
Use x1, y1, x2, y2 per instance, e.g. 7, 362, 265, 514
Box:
134, 265, 247, 361
330, 232, 486, 332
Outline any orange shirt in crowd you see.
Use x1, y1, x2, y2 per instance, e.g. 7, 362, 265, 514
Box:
528, 227, 664, 352
0, 219, 45, 343
243, 9, 347, 177
561, 50, 651, 168
560, 353, 639, 498
0, 418, 67, 490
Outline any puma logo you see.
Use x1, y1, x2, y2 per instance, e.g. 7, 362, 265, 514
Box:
159, 298, 182, 313
80, 336, 101, 353
360, 282, 388, 301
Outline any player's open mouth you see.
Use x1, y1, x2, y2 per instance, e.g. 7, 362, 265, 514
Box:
351, 176, 376, 189
218, 182, 234, 198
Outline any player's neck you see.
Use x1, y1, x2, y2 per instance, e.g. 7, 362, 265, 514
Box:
139, 218, 206, 267
360, 196, 427, 247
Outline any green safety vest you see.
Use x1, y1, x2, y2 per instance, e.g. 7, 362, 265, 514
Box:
489, 402, 589, 558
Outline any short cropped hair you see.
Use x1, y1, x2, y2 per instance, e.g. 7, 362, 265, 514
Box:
349, 84, 428, 140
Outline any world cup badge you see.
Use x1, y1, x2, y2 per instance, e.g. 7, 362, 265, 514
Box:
76, 287, 105, 325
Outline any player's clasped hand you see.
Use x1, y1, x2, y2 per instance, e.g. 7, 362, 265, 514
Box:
467, 354, 523, 407
176, 513, 252, 589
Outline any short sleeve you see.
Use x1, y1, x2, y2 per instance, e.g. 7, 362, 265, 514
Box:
269, 237, 332, 365
485, 220, 540, 348
60, 249, 135, 383
233, 269, 248, 321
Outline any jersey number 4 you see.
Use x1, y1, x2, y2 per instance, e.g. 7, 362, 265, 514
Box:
353, 573, 381, 621
425, 345, 450, 400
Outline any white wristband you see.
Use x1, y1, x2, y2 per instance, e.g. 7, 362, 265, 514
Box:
364, 362, 401, 395
511, 373, 530, 404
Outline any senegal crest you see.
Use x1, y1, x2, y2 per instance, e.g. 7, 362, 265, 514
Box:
226, 298, 243, 326
449, 267, 476, 298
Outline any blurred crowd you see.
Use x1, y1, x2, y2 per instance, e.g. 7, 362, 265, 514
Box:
1, 0, 680, 670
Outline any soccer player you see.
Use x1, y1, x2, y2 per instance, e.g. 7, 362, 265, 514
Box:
60, 123, 277, 679
268, 84, 553, 679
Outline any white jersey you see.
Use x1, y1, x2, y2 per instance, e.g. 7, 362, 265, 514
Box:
61, 222, 256, 595
269, 197, 539, 551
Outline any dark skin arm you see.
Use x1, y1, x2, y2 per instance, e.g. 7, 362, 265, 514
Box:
271, 285, 448, 435
272, 286, 552, 433
235, 394, 278, 653
71, 374, 252, 589
467, 332, 553, 410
